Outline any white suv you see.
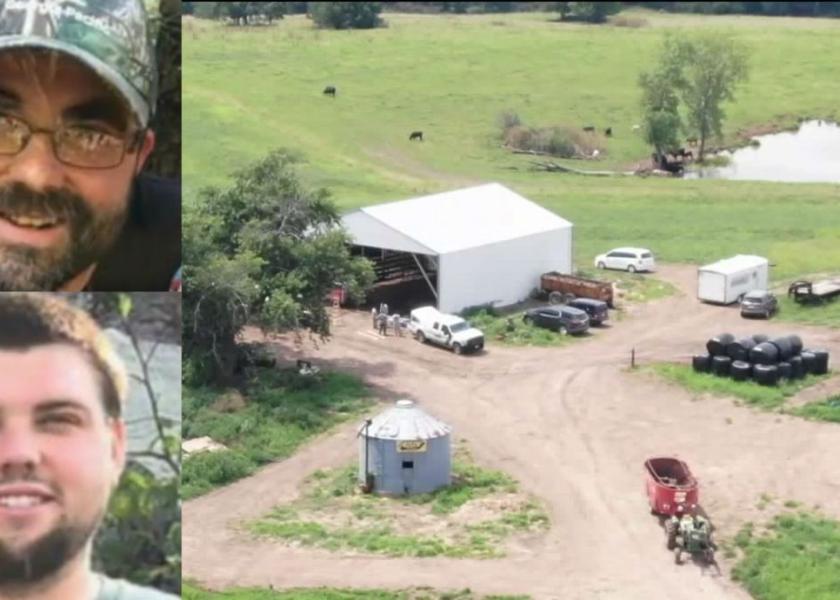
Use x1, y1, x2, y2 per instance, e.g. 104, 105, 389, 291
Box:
594, 247, 655, 273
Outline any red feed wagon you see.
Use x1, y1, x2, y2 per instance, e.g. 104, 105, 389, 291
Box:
645, 457, 699, 516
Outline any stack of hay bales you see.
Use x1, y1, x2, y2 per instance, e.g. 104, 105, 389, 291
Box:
692, 333, 830, 386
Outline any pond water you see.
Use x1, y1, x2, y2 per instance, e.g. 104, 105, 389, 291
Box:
683, 120, 840, 183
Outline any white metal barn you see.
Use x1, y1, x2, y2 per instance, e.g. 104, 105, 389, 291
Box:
342, 183, 573, 314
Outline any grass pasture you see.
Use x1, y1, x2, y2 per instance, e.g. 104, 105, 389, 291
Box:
184, 11, 840, 281
248, 449, 549, 559
181, 369, 373, 499
731, 512, 840, 600
183, 583, 530, 600
650, 363, 830, 413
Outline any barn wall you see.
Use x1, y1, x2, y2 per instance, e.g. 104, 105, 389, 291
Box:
438, 227, 572, 314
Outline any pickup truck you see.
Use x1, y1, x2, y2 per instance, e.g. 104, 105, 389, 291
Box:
408, 307, 485, 355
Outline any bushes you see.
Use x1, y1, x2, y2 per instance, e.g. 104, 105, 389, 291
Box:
498, 112, 600, 159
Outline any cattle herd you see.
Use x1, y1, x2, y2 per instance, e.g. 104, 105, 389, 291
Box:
693, 333, 830, 385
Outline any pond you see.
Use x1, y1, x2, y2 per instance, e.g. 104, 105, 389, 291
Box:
683, 120, 840, 183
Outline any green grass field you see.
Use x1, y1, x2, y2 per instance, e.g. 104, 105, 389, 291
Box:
181, 369, 373, 499
649, 363, 829, 412
731, 512, 840, 600
249, 455, 548, 559
184, 583, 530, 600
184, 10, 840, 280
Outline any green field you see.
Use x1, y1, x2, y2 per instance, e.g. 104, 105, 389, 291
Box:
184, 583, 529, 600
649, 363, 829, 412
184, 10, 840, 280
182, 369, 373, 499
731, 512, 840, 600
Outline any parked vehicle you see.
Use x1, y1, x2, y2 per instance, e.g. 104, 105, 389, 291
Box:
523, 306, 589, 335
566, 298, 609, 325
788, 278, 840, 304
667, 512, 717, 565
540, 271, 614, 308
594, 247, 655, 273
740, 290, 778, 319
697, 255, 769, 304
408, 306, 484, 354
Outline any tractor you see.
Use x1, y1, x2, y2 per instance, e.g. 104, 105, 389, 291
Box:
666, 513, 716, 564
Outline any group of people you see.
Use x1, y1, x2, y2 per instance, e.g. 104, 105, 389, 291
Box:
371, 303, 405, 336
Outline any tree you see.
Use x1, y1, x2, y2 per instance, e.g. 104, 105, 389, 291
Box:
555, 2, 621, 22
639, 34, 749, 162
308, 1, 384, 29
639, 55, 683, 162
183, 150, 375, 384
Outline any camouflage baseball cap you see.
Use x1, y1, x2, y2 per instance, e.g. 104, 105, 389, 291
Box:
0, 0, 157, 127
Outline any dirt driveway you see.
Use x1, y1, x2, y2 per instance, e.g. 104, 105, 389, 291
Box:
183, 264, 840, 599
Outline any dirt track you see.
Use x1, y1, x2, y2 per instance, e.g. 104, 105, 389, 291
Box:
183, 264, 840, 599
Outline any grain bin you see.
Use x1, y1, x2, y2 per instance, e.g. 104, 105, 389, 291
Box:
358, 399, 451, 496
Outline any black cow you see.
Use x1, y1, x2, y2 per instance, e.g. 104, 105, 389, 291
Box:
323, 86, 336, 97
583, 125, 595, 133
409, 131, 423, 141
605, 127, 612, 137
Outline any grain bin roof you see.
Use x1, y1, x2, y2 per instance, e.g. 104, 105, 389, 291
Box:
342, 183, 572, 255
363, 400, 451, 441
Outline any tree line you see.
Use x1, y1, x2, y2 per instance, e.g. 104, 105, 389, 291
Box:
184, 2, 840, 24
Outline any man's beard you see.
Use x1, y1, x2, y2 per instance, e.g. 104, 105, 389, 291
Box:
0, 182, 128, 290
0, 516, 98, 589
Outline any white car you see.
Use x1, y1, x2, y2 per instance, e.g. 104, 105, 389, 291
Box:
594, 247, 655, 273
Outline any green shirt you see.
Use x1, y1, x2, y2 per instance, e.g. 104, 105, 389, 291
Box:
96, 576, 178, 600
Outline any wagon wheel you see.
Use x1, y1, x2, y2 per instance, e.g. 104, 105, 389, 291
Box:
665, 520, 677, 550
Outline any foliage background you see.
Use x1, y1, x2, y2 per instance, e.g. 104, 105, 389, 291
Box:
69, 293, 181, 595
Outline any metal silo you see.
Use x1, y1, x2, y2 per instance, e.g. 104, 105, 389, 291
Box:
358, 399, 451, 495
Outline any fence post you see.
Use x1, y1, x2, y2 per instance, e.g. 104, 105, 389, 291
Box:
631, 347, 636, 369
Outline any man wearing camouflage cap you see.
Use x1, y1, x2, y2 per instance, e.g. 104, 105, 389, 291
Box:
0, 0, 180, 291
0, 294, 177, 599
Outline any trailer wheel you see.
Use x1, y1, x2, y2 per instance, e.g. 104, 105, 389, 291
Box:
548, 291, 564, 305
674, 547, 683, 565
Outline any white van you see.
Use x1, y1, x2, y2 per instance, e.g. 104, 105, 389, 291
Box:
408, 307, 484, 355
697, 255, 769, 304
594, 247, 656, 273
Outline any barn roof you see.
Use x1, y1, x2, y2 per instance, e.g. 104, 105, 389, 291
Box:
342, 183, 572, 255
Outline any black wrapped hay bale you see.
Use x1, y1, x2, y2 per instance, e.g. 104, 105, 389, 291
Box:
750, 342, 779, 365
806, 349, 830, 375
707, 333, 735, 357
777, 362, 792, 380
727, 337, 757, 362
712, 355, 732, 376
771, 337, 795, 361
692, 355, 711, 373
753, 364, 779, 386
752, 334, 769, 344
789, 355, 804, 379
800, 351, 816, 375
731, 361, 752, 381
787, 335, 803, 356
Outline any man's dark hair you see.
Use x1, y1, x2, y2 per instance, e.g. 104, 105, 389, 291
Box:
0, 294, 127, 418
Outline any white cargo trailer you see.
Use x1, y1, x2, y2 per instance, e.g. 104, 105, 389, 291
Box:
697, 255, 769, 304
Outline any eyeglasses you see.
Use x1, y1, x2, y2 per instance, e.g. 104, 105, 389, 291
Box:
0, 113, 143, 169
